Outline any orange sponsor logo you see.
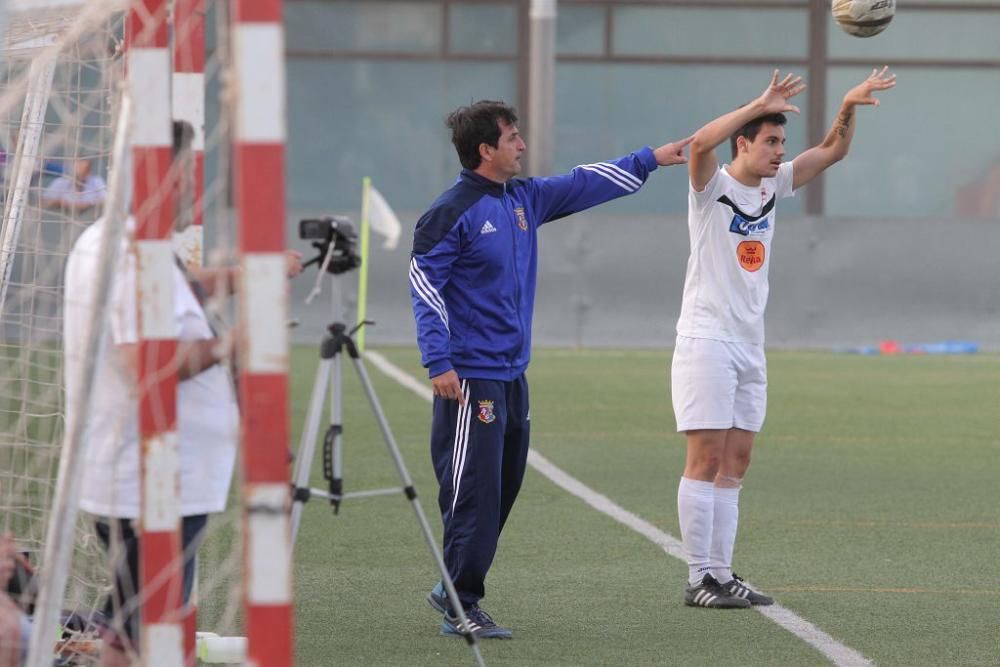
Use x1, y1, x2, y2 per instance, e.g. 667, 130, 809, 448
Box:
737, 241, 765, 272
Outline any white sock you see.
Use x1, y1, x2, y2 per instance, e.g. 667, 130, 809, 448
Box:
710, 485, 741, 584
677, 477, 715, 586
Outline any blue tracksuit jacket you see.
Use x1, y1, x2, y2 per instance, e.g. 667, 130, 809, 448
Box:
410, 147, 659, 380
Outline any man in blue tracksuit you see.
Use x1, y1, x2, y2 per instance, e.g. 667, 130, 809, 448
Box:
410, 100, 692, 638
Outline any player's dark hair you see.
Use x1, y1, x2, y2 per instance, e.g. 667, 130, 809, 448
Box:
446, 100, 519, 170
730, 112, 787, 159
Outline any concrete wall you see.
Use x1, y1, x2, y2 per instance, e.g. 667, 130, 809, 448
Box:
285, 211, 1000, 352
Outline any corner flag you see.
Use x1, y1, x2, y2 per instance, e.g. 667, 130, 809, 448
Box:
357, 178, 402, 351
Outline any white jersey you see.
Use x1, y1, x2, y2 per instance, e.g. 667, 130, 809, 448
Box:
64, 217, 239, 519
676, 162, 795, 344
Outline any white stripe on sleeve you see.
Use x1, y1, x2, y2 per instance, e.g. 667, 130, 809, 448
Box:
580, 164, 637, 192
594, 160, 643, 189
409, 257, 449, 329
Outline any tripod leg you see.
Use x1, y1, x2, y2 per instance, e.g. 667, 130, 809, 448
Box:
290, 358, 333, 545
329, 349, 344, 511
349, 356, 485, 665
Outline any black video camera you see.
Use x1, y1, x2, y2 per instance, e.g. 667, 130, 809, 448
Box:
299, 216, 362, 275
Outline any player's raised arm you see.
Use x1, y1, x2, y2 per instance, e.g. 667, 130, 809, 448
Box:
792, 66, 896, 190
689, 70, 806, 192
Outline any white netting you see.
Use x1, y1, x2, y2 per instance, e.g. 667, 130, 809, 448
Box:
1, 0, 122, 617
1, 1, 245, 663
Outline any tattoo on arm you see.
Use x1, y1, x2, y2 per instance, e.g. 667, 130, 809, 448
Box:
835, 109, 854, 138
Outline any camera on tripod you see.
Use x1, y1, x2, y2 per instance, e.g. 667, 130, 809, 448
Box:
290, 217, 483, 660
299, 215, 362, 275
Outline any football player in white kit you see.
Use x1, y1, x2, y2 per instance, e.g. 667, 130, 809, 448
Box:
674, 68, 896, 608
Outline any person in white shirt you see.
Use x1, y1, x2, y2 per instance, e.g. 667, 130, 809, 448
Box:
63, 121, 301, 665
63, 127, 234, 665
674, 68, 896, 608
42, 159, 107, 212
64, 211, 235, 663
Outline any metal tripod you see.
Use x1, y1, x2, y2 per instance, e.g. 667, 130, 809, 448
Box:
289, 318, 485, 666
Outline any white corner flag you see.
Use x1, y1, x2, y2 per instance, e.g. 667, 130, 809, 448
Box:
356, 178, 403, 352
367, 184, 402, 250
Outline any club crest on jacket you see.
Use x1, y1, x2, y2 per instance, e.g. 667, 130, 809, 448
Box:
514, 207, 528, 231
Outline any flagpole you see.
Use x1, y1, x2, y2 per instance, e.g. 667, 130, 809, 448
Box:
356, 176, 372, 352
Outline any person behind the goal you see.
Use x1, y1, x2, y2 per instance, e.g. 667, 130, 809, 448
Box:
63, 121, 301, 664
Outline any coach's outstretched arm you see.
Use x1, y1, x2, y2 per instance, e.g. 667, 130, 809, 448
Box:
524, 136, 694, 224
689, 71, 806, 191
792, 66, 896, 190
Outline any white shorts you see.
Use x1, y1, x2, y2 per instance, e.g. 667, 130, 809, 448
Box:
670, 335, 767, 433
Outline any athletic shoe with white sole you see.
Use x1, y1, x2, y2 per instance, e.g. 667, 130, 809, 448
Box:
684, 574, 751, 609
721, 573, 774, 606
441, 604, 513, 639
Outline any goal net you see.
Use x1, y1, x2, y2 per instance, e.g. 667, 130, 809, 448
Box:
1, 0, 124, 642
0, 0, 265, 663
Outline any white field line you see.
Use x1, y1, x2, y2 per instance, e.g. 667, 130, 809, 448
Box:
364, 350, 875, 667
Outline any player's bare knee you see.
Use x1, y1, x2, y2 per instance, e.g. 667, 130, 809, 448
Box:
684, 433, 726, 479
687, 452, 723, 480
724, 449, 752, 476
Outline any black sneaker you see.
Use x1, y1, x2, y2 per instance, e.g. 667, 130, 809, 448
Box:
684, 574, 751, 609
441, 604, 513, 639
722, 573, 774, 606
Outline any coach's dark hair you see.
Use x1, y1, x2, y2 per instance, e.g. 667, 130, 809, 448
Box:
446, 100, 519, 170
730, 112, 787, 159
172, 120, 194, 158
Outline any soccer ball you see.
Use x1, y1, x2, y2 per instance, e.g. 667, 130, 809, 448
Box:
832, 0, 895, 38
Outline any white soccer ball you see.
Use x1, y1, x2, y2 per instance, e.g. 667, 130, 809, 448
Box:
832, 0, 896, 38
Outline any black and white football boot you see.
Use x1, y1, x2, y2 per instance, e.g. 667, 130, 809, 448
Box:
683, 574, 751, 609
721, 573, 774, 606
